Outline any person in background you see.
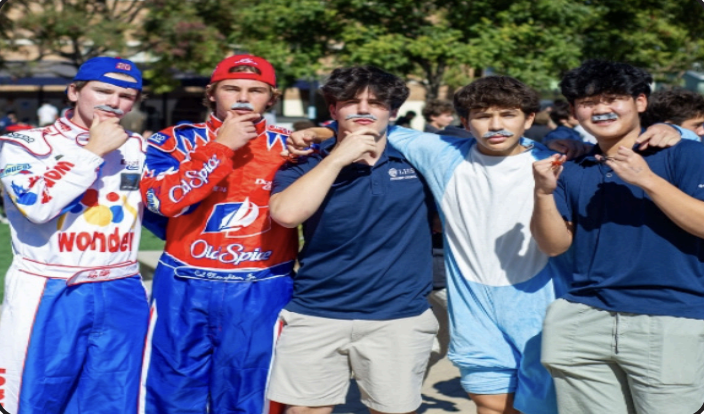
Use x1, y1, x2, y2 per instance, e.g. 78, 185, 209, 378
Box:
422, 99, 455, 133
641, 88, 704, 140
395, 110, 417, 128
543, 99, 583, 143
37, 101, 59, 127
524, 110, 554, 142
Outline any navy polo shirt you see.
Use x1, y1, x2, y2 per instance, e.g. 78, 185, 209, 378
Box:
272, 137, 434, 320
554, 140, 704, 319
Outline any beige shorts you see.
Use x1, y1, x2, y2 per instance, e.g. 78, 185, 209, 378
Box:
266, 309, 438, 413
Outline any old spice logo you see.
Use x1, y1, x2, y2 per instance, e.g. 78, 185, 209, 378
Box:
58, 228, 135, 253
168, 155, 220, 203
190, 240, 272, 265
116, 62, 132, 71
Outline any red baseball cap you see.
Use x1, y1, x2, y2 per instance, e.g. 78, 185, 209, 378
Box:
210, 55, 276, 87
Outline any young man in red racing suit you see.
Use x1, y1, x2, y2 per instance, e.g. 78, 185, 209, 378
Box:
139, 55, 298, 414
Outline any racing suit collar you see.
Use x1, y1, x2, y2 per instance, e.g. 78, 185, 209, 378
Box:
207, 113, 267, 138
55, 110, 91, 146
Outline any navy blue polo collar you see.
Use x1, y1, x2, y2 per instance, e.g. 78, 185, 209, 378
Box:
576, 129, 658, 165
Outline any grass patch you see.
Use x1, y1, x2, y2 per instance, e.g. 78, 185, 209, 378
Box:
0, 224, 11, 301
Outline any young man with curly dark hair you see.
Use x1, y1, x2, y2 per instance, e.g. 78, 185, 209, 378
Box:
533, 59, 704, 414
266, 66, 438, 414
641, 88, 704, 139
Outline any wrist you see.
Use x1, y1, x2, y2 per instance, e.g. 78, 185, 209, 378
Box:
83, 142, 108, 158
321, 153, 347, 170
638, 172, 664, 193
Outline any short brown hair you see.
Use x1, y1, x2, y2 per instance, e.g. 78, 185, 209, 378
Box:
453, 76, 540, 119
203, 65, 281, 112
422, 99, 454, 122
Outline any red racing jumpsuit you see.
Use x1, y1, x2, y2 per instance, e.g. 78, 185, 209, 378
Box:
139, 114, 298, 414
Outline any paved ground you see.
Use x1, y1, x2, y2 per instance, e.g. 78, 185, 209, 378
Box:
138, 251, 477, 413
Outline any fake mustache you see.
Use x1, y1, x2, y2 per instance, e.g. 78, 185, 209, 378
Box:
592, 113, 618, 122
482, 129, 514, 138
345, 114, 378, 121
94, 105, 124, 116
231, 102, 255, 111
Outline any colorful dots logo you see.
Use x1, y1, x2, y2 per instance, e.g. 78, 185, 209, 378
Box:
57, 189, 137, 230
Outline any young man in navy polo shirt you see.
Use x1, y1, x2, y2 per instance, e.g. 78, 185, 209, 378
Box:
266, 66, 437, 414
532, 60, 704, 413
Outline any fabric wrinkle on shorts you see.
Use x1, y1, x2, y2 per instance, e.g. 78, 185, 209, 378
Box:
267, 309, 438, 412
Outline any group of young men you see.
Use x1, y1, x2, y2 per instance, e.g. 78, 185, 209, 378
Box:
0, 51, 703, 414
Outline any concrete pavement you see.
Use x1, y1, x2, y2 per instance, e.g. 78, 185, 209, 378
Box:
137, 251, 477, 413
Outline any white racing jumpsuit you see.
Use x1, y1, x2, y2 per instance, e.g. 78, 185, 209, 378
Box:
0, 114, 149, 414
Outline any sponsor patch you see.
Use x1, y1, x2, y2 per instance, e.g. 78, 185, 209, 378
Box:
149, 132, 170, 145
120, 173, 140, 191
0, 163, 32, 178
203, 199, 272, 238
121, 159, 140, 171
146, 188, 160, 213
4, 132, 34, 143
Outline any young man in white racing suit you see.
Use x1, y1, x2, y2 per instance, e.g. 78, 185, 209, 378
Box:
0, 57, 149, 414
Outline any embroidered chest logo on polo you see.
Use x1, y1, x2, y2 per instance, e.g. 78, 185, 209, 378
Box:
388, 167, 417, 181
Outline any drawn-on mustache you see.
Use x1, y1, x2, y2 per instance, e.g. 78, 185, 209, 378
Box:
482, 129, 514, 138
94, 105, 124, 116
345, 114, 378, 121
592, 113, 618, 122
231, 102, 254, 111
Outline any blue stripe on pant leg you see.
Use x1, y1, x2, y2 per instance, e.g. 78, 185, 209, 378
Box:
69, 276, 149, 413
145, 264, 212, 414
209, 276, 293, 413
19, 279, 92, 414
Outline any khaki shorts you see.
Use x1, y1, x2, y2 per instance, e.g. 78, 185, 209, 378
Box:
542, 299, 704, 414
267, 309, 438, 413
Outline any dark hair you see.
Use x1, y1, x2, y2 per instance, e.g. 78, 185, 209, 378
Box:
560, 60, 652, 104
641, 89, 704, 127
405, 110, 417, 117
203, 65, 280, 112
321, 66, 409, 111
549, 99, 572, 124
453, 76, 540, 119
422, 99, 454, 122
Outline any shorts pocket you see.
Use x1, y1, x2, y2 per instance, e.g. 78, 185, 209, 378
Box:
656, 332, 704, 385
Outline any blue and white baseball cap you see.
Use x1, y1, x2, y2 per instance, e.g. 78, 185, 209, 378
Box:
72, 57, 142, 91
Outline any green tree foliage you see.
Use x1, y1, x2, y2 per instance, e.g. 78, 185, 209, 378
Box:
581, 0, 704, 84
139, 0, 233, 93
0, 0, 142, 72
